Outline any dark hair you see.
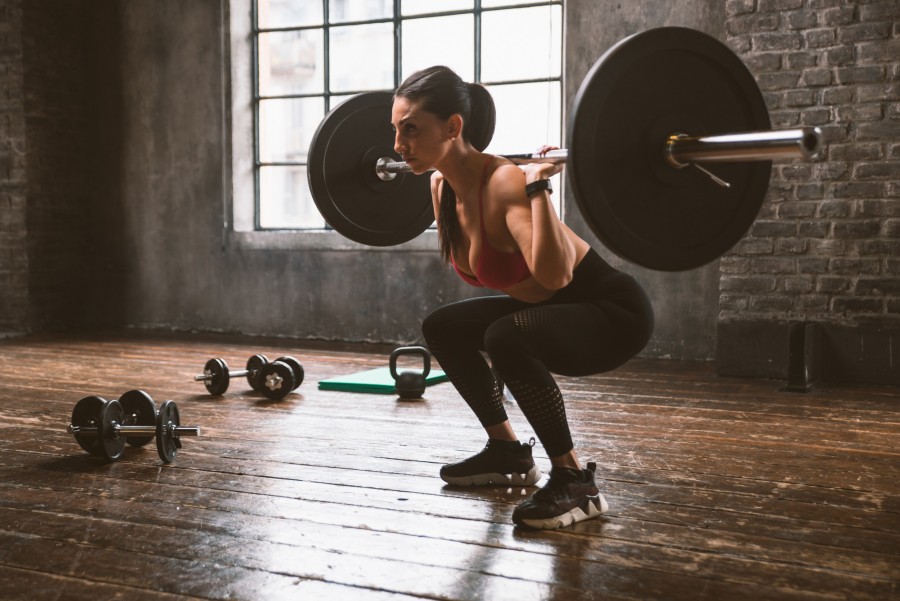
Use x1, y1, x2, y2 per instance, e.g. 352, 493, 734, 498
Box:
395, 66, 496, 263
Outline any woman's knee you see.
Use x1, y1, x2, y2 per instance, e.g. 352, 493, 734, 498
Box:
421, 305, 449, 346
483, 316, 526, 366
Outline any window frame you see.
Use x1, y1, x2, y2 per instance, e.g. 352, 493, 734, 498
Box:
235, 0, 564, 248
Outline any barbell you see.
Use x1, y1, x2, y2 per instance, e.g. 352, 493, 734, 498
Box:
306, 27, 825, 271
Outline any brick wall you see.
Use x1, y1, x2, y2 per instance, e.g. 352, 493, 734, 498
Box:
719, 0, 899, 384
0, 0, 26, 333
21, 0, 92, 331
0, 0, 92, 333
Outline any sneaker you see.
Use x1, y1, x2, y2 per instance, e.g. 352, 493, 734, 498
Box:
440, 438, 542, 486
512, 462, 608, 529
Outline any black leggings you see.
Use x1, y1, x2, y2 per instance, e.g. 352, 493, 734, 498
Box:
422, 248, 654, 457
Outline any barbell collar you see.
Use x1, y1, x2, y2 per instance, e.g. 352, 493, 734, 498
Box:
375, 127, 821, 180
666, 126, 823, 167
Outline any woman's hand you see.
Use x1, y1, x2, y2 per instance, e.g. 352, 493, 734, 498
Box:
521, 145, 564, 183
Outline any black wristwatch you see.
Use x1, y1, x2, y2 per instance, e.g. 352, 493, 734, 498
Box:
525, 179, 553, 198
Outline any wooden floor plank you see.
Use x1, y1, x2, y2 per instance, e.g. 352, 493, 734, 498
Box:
0, 332, 898, 600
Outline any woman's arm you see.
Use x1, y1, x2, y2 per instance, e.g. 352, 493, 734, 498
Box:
498, 164, 577, 290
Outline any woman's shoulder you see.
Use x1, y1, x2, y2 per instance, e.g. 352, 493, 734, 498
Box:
487, 159, 527, 202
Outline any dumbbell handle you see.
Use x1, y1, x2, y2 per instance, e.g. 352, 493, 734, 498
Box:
193, 368, 253, 381
67, 423, 201, 437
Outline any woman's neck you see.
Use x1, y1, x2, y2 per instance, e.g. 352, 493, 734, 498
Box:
436, 145, 489, 199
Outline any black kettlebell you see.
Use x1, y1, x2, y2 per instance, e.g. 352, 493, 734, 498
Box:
389, 346, 431, 400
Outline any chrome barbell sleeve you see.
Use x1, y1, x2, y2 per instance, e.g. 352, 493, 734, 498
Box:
666, 127, 824, 167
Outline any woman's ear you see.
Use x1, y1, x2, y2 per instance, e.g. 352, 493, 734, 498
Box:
447, 114, 463, 141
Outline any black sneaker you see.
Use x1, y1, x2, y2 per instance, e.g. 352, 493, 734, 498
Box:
512, 462, 608, 529
440, 438, 542, 486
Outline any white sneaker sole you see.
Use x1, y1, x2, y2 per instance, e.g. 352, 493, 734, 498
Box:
517, 494, 609, 530
441, 465, 542, 486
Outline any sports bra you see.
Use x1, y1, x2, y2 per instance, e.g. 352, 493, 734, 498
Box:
450, 160, 532, 289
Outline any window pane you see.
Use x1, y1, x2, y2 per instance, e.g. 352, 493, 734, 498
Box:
330, 23, 394, 93
259, 30, 324, 96
259, 166, 325, 229
401, 15, 474, 81
329, 0, 393, 23
485, 81, 561, 155
482, 0, 555, 7
328, 94, 355, 112
401, 0, 473, 16
258, 0, 323, 28
259, 97, 324, 163
481, 6, 561, 82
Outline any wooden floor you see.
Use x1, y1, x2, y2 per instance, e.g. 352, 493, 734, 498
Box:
0, 332, 897, 600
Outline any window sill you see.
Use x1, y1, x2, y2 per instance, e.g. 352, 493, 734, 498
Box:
228, 229, 439, 253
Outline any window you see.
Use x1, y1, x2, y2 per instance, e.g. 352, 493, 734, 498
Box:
254, 0, 563, 231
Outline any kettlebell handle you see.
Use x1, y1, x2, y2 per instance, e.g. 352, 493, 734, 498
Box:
389, 346, 431, 380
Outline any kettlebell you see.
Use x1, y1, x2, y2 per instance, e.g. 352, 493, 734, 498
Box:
389, 346, 431, 400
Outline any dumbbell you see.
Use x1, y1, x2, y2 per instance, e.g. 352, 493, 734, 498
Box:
257, 355, 305, 400
66, 390, 200, 463
389, 346, 431, 400
194, 354, 270, 395
194, 354, 305, 400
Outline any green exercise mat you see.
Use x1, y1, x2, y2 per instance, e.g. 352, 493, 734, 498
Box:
318, 367, 448, 394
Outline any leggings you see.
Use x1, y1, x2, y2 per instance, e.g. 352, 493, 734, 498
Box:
422, 248, 654, 457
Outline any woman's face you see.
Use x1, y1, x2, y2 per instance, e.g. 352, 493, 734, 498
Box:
391, 96, 454, 174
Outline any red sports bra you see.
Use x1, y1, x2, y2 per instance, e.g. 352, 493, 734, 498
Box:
451, 160, 531, 289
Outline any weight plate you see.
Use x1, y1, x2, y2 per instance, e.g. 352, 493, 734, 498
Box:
245, 354, 269, 391
307, 91, 434, 246
258, 361, 296, 401
204, 358, 230, 396
71, 396, 107, 456
275, 356, 304, 390
156, 400, 181, 464
568, 27, 771, 271
99, 399, 127, 462
119, 389, 157, 448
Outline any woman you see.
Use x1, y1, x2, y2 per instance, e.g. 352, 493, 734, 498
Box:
392, 66, 654, 529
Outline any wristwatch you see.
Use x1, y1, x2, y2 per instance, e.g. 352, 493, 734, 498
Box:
525, 179, 553, 197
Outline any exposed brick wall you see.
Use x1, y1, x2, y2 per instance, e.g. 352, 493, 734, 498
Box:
719, 0, 899, 384
0, 0, 92, 333
722, 0, 899, 325
0, 0, 27, 333
21, 0, 92, 331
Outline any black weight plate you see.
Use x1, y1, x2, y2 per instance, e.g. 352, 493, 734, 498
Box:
275, 356, 304, 390
119, 389, 157, 448
307, 91, 434, 246
99, 399, 127, 462
204, 357, 230, 396
568, 27, 771, 271
156, 400, 181, 464
245, 354, 269, 391
258, 361, 296, 401
71, 396, 107, 456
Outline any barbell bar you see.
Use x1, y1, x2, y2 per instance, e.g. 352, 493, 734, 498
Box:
375, 128, 824, 181
307, 27, 829, 271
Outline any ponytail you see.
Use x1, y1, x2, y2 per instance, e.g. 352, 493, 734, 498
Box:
465, 83, 496, 152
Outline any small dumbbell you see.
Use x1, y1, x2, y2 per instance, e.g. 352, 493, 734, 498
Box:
194, 354, 270, 395
67, 390, 200, 463
256, 356, 305, 400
